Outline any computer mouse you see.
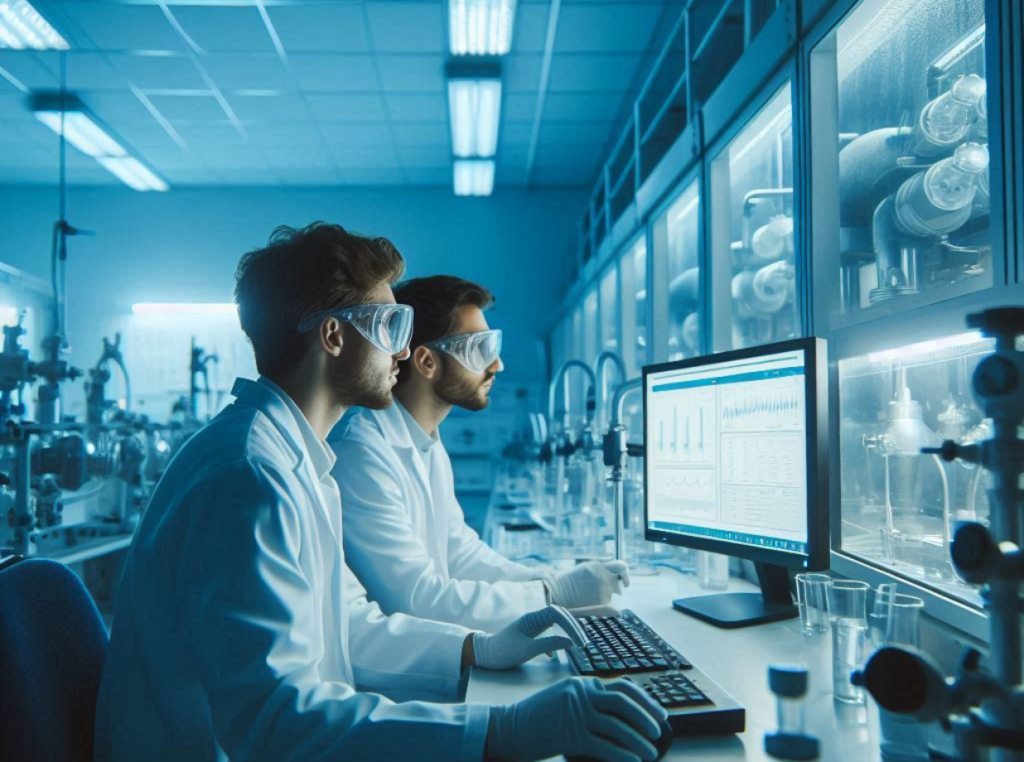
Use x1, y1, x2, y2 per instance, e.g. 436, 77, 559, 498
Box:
566, 716, 673, 762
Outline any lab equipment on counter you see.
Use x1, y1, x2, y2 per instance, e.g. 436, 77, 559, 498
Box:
764, 665, 819, 760
839, 329, 994, 605
795, 573, 831, 635
644, 337, 830, 628
855, 307, 1024, 762
832, 10, 992, 316
826, 579, 870, 704
697, 551, 729, 590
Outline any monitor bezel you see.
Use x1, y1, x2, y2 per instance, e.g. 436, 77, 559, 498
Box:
642, 336, 830, 572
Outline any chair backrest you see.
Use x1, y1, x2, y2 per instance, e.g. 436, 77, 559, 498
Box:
0, 558, 109, 762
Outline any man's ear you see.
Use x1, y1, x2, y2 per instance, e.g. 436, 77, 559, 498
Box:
320, 318, 344, 357
412, 345, 439, 380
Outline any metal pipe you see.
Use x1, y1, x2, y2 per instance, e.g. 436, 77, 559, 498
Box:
594, 351, 627, 433
606, 378, 642, 562
547, 359, 597, 430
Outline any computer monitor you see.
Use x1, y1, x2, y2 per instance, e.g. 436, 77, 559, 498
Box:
643, 337, 829, 628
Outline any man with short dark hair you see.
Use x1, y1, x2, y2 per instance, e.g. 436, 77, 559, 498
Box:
95, 225, 665, 762
331, 275, 630, 633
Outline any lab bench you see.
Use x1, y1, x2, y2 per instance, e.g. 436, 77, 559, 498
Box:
468, 570, 899, 762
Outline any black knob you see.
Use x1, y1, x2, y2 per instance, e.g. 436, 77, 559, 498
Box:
974, 355, 1019, 398
951, 522, 998, 583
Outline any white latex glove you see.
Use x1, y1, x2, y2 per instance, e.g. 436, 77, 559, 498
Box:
472, 605, 589, 670
486, 676, 668, 762
545, 560, 631, 610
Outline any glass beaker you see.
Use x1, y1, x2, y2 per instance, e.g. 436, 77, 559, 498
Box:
827, 580, 870, 704
697, 551, 729, 590
795, 573, 832, 635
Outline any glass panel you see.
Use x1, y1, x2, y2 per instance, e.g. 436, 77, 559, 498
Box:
831, 0, 990, 319
712, 84, 798, 350
839, 330, 994, 607
620, 237, 648, 377
657, 181, 701, 361
599, 266, 619, 354
583, 289, 599, 365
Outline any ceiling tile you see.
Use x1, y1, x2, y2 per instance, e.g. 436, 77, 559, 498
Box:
267, 4, 371, 53
201, 53, 291, 91
171, 122, 244, 149
331, 146, 399, 170
543, 92, 628, 122
504, 55, 542, 92
82, 91, 160, 124
288, 54, 378, 92
149, 93, 227, 122
539, 121, 617, 145
341, 167, 405, 185
306, 93, 386, 122
160, 167, 223, 185
0, 51, 58, 90
58, 3, 184, 51
554, 4, 663, 53
385, 94, 446, 123
499, 122, 533, 146
244, 121, 323, 145
375, 55, 444, 93
228, 93, 310, 122
404, 167, 450, 186
0, 94, 30, 122
108, 54, 206, 90
279, 168, 342, 186
212, 168, 282, 186
187, 146, 266, 169
319, 123, 393, 147
34, 52, 122, 90
172, 6, 273, 54
513, 3, 550, 54
503, 93, 537, 121
548, 54, 643, 92
531, 164, 595, 186
391, 122, 448, 147
365, 3, 444, 53
263, 147, 333, 170
396, 146, 449, 169
111, 121, 181, 150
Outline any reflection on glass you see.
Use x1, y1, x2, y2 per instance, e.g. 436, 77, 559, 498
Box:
720, 85, 797, 349
583, 289, 598, 364
631, 240, 647, 375
599, 267, 619, 353
663, 182, 700, 360
839, 331, 994, 607
834, 0, 990, 314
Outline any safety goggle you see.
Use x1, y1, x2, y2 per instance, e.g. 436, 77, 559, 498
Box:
424, 329, 502, 374
297, 303, 414, 356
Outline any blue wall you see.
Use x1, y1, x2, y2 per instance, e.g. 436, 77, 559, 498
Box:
0, 184, 583, 416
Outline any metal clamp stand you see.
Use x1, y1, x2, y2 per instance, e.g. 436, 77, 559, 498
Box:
856, 307, 1024, 762
603, 379, 644, 562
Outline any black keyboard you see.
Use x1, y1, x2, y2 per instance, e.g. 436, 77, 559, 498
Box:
567, 610, 746, 737
568, 610, 691, 675
639, 671, 711, 709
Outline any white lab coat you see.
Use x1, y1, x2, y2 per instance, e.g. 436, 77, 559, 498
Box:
94, 377, 489, 762
329, 401, 548, 633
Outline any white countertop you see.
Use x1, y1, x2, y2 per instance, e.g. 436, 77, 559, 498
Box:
467, 570, 886, 762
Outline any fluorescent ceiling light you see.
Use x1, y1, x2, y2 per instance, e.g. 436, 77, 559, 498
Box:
34, 111, 126, 158
450, 0, 516, 56
132, 303, 237, 316
453, 159, 495, 197
32, 94, 169, 192
448, 78, 501, 158
97, 156, 168, 192
0, 0, 69, 50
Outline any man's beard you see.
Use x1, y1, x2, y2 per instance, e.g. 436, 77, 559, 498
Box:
330, 343, 394, 410
435, 355, 494, 411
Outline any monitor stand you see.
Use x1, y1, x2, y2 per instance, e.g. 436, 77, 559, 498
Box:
672, 563, 797, 629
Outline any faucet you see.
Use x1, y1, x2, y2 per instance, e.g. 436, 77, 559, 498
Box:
594, 351, 627, 435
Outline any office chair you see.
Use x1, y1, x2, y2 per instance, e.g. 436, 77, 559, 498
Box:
0, 557, 109, 762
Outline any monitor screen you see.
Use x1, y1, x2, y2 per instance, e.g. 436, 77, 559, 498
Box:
644, 339, 827, 568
